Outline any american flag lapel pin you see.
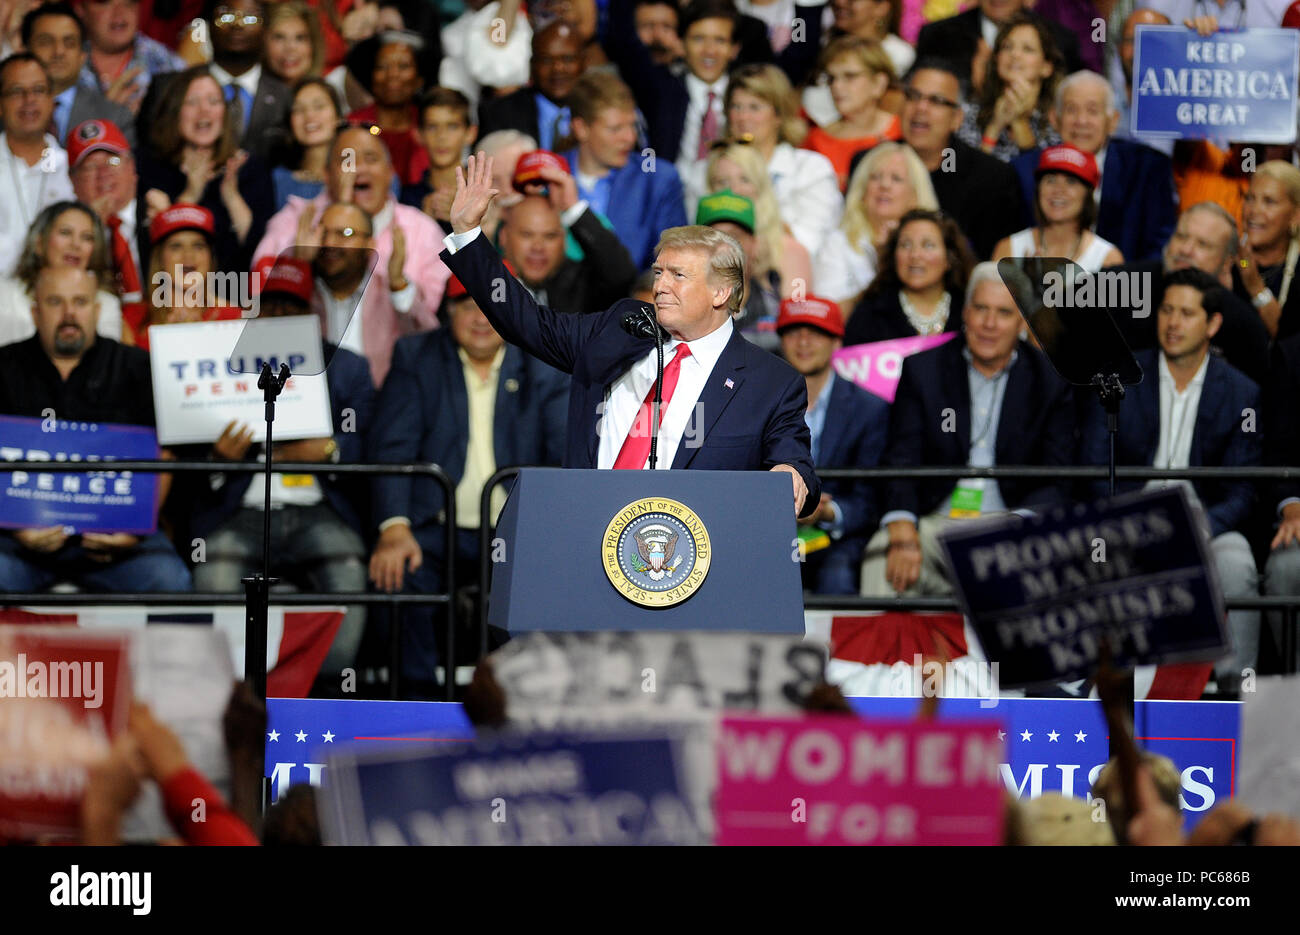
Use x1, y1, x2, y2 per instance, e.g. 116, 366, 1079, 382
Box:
724, 378, 734, 389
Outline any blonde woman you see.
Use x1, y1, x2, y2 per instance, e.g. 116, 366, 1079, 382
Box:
706, 142, 813, 299
1238, 160, 1300, 339
814, 141, 937, 315
802, 37, 901, 192
721, 64, 843, 256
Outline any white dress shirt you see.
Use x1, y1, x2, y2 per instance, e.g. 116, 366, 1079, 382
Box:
444, 226, 735, 469
0, 133, 76, 277
767, 142, 843, 256
1146, 351, 1209, 500
677, 72, 728, 175
209, 61, 261, 102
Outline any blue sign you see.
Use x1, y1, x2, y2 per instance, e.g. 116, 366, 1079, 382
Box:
1131, 26, 1300, 143
850, 697, 1238, 831
321, 729, 703, 845
938, 487, 1227, 686
0, 416, 160, 534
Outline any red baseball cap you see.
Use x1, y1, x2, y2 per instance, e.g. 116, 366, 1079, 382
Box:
446, 274, 469, 300
150, 204, 215, 244
1284, 0, 1300, 28
67, 119, 130, 169
777, 295, 844, 337
262, 257, 315, 305
512, 150, 568, 191
1035, 144, 1100, 189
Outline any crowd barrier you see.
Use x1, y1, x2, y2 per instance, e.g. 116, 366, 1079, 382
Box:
5, 461, 1300, 697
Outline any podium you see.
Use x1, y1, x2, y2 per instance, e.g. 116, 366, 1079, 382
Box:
489, 469, 805, 632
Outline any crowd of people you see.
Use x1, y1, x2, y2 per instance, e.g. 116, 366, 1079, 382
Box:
2, 0, 1300, 697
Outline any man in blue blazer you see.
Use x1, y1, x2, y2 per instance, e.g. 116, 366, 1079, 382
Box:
777, 297, 889, 595
368, 277, 569, 689
440, 154, 820, 519
1081, 268, 1262, 685
1011, 71, 1177, 263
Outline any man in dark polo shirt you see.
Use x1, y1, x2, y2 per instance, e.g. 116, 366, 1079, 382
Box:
0, 266, 191, 592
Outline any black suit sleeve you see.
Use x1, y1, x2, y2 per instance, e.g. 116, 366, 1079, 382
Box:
570, 207, 638, 311
881, 357, 927, 518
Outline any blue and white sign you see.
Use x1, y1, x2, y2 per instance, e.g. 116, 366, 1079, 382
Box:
850, 697, 1238, 830
0, 416, 159, 534
1131, 26, 1300, 143
938, 487, 1228, 687
319, 728, 704, 845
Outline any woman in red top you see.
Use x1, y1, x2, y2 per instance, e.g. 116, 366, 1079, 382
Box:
346, 30, 439, 186
126, 204, 242, 350
802, 36, 901, 192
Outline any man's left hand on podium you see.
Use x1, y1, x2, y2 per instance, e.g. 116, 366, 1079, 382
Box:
770, 464, 808, 516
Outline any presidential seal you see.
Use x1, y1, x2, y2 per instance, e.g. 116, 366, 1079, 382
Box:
602, 498, 711, 607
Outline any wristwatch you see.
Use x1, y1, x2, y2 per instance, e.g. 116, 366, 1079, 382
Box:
1253, 287, 1276, 309
322, 439, 339, 462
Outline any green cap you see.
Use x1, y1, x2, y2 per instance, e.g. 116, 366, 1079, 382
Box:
695, 189, 755, 233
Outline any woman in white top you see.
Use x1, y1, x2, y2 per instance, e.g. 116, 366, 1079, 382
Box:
720, 64, 843, 256
814, 141, 938, 316
0, 201, 122, 346
993, 143, 1123, 273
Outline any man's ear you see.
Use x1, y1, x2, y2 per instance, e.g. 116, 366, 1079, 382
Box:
1206, 310, 1223, 341
1105, 108, 1121, 139
571, 116, 589, 145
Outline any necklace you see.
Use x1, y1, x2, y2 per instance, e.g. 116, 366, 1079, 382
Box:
1034, 227, 1084, 261
900, 290, 951, 336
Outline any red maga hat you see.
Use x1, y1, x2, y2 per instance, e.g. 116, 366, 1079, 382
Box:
150, 204, 215, 244
1035, 144, 1100, 189
67, 119, 130, 169
512, 150, 568, 191
777, 295, 844, 337
262, 257, 315, 304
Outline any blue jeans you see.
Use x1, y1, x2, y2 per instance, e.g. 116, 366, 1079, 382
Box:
0, 531, 192, 592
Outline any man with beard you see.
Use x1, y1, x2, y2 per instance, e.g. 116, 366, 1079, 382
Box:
0, 266, 191, 592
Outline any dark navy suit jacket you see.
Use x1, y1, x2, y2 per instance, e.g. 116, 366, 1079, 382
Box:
1081, 348, 1261, 538
439, 233, 821, 515
368, 328, 569, 551
188, 343, 375, 540
815, 376, 890, 575
884, 336, 1076, 518
1012, 138, 1177, 262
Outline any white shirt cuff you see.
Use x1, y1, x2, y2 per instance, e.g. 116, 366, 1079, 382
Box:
1279, 497, 1300, 518
378, 516, 412, 533
818, 498, 845, 540
560, 200, 589, 228
443, 227, 482, 254
389, 278, 416, 312
880, 510, 918, 530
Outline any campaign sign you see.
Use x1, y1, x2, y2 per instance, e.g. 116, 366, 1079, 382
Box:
849, 697, 1238, 831
0, 416, 159, 534
715, 714, 1005, 845
831, 333, 955, 403
320, 728, 704, 845
0, 628, 132, 839
148, 317, 332, 445
1131, 26, 1300, 143
938, 487, 1227, 687
264, 698, 474, 802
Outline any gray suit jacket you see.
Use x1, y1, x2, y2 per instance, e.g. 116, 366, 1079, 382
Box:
240, 72, 292, 162
64, 86, 137, 149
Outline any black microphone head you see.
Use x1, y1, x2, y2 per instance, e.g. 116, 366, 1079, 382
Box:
616, 299, 662, 339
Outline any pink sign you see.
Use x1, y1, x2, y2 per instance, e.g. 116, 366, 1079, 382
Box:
715, 714, 1004, 846
831, 333, 956, 403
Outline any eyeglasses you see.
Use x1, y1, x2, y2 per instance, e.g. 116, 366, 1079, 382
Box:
902, 87, 960, 110
72, 154, 126, 173
214, 9, 262, 27
1, 84, 51, 100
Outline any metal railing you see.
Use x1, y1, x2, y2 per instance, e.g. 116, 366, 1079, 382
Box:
6, 461, 1300, 688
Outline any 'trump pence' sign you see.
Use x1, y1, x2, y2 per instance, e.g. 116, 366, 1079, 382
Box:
715, 714, 1005, 845
938, 487, 1227, 687
148, 317, 332, 445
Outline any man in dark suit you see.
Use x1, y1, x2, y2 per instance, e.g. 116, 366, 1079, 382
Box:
603, 0, 824, 168
862, 262, 1076, 596
477, 22, 582, 152
915, 0, 1084, 93
778, 296, 889, 595
368, 276, 569, 691
898, 60, 1026, 260
497, 167, 638, 315
442, 153, 820, 516
185, 259, 374, 689
1010, 70, 1176, 263
22, 2, 136, 148
1263, 332, 1300, 670
1081, 268, 1262, 685
1101, 202, 1270, 387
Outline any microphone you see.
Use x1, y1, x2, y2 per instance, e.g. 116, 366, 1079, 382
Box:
617, 302, 667, 469
620, 304, 668, 341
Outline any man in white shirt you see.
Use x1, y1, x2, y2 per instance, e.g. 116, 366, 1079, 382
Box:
1081, 268, 1263, 689
0, 54, 76, 277
439, 153, 819, 515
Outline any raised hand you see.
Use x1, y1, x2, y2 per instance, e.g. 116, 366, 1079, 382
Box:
451, 152, 500, 235
538, 163, 579, 213
388, 221, 408, 288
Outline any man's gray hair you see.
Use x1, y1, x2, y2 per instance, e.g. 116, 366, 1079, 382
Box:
654, 225, 746, 314
477, 129, 539, 157
1054, 70, 1116, 118
964, 260, 1006, 310
1182, 200, 1240, 260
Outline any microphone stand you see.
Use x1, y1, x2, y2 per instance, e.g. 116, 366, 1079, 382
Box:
643, 307, 665, 470
245, 360, 289, 814
1090, 370, 1130, 759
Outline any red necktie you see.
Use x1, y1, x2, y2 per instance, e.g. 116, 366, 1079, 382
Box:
697, 91, 718, 160
106, 215, 142, 299
613, 343, 692, 469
